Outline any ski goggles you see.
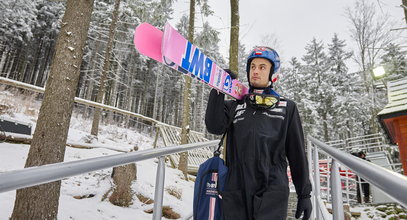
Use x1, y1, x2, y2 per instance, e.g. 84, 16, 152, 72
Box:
249, 93, 280, 109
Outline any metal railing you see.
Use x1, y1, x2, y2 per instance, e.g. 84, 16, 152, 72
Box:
326, 133, 387, 153
308, 136, 407, 220
0, 140, 219, 220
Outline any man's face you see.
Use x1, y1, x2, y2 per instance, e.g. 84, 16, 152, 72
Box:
249, 58, 272, 88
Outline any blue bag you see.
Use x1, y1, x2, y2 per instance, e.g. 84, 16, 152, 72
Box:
195, 97, 237, 219
193, 154, 228, 220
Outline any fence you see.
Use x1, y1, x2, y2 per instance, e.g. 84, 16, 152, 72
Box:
308, 136, 407, 220
326, 133, 387, 153
155, 123, 215, 174
1, 76, 212, 174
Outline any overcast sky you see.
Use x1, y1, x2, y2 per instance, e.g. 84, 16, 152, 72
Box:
170, 0, 406, 72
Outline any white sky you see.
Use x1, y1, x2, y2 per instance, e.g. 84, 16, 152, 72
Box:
171, 0, 406, 72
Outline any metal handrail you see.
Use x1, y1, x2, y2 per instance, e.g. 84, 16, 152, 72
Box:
308, 136, 407, 219
0, 140, 218, 219
0, 140, 217, 192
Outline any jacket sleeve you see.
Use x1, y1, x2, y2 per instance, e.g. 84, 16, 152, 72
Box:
285, 101, 312, 198
205, 89, 234, 135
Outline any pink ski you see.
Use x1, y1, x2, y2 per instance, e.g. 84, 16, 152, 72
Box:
134, 22, 248, 100
134, 23, 189, 74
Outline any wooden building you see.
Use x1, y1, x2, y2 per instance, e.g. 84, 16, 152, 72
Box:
378, 77, 407, 175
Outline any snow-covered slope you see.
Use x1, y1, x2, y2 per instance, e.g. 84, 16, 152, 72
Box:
0, 89, 195, 219
0, 142, 195, 219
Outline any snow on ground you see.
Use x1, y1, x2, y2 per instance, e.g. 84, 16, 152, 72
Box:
0, 143, 195, 220
0, 88, 195, 219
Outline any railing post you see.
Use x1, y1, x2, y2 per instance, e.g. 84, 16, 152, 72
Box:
327, 155, 331, 203
313, 142, 321, 220
345, 170, 350, 204
153, 156, 166, 220
331, 159, 344, 220
153, 125, 160, 148
307, 139, 316, 220
358, 178, 364, 205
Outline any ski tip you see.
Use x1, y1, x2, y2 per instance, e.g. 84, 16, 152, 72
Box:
134, 23, 157, 48
133, 23, 163, 62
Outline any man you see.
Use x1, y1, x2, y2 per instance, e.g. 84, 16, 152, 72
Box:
205, 47, 312, 220
356, 151, 370, 203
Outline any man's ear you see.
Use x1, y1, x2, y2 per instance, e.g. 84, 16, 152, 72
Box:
272, 73, 279, 83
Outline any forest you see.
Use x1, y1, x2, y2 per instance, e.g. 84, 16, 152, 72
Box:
0, 0, 406, 142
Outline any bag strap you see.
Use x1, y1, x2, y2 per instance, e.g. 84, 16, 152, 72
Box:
214, 101, 238, 157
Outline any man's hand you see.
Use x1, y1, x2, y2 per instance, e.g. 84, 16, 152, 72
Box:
224, 69, 237, 79
295, 197, 312, 220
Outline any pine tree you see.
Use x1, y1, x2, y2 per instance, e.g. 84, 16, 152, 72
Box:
229, 0, 239, 74
0, 0, 37, 44
28, 1, 65, 87
381, 43, 407, 80
0, 0, 38, 80
327, 34, 357, 140
279, 57, 303, 103
238, 43, 248, 85
302, 38, 331, 140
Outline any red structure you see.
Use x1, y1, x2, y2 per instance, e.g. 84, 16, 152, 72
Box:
378, 77, 407, 175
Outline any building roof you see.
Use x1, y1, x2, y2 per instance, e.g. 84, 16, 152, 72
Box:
378, 77, 407, 119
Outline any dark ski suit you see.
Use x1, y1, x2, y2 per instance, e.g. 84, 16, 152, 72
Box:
205, 89, 312, 220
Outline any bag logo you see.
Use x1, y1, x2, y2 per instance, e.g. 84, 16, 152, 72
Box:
206, 173, 219, 196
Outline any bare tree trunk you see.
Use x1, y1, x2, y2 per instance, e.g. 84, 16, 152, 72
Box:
125, 62, 135, 129
5, 49, 16, 79
30, 39, 44, 86
112, 63, 120, 107
191, 80, 197, 130
346, 0, 393, 134
152, 66, 162, 120
159, 94, 164, 122
229, 0, 239, 75
403, 0, 407, 24
107, 63, 120, 123
33, 42, 46, 86
322, 111, 329, 142
38, 40, 55, 87
0, 45, 9, 75
86, 33, 102, 101
141, 59, 153, 118
10, 0, 94, 219
91, 0, 121, 136
178, 0, 195, 178
17, 46, 30, 83
13, 47, 23, 81
109, 164, 137, 207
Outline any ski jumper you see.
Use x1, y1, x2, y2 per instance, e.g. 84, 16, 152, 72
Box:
205, 89, 312, 220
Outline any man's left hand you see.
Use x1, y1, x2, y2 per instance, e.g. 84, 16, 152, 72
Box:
295, 197, 312, 220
